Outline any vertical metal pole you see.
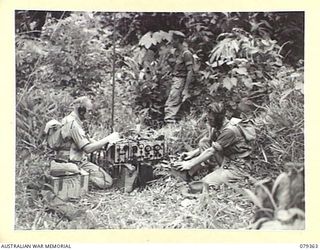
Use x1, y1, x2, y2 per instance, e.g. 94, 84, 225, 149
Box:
111, 12, 116, 133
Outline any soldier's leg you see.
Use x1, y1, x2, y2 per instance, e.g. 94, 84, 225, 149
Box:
164, 77, 185, 122
80, 161, 113, 189
201, 167, 242, 187
188, 163, 205, 176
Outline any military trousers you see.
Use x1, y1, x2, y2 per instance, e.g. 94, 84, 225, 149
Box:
79, 161, 113, 189
164, 76, 186, 122
201, 158, 254, 187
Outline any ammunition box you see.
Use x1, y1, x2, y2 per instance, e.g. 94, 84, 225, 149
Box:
47, 169, 89, 201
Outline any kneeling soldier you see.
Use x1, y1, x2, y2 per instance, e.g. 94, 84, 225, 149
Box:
55, 96, 120, 189
173, 102, 256, 191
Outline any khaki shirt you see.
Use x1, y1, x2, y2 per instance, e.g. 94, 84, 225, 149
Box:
209, 118, 252, 161
172, 47, 193, 77
59, 111, 90, 162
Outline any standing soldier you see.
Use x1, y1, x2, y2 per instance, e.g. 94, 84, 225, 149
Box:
164, 31, 194, 124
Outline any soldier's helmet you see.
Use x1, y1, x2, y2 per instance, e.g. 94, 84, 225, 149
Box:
170, 31, 186, 43
170, 30, 186, 38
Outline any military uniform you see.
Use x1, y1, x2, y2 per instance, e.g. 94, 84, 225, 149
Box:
57, 111, 113, 189
164, 47, 193, 123
196, 118, 254, 187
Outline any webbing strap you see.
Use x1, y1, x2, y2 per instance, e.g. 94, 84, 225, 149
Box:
226, 123, 242, 139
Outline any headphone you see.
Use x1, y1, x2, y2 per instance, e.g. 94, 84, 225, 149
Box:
73, 96, 92, 120
77, 106, 87, 121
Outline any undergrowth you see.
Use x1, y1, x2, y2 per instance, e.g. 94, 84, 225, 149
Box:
15, 64, 304, 230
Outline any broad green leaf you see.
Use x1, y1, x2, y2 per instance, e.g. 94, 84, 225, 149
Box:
272, 173, 291, 210
256, 183, 277, 210
159, 30, 171, 40
248, 217, 269, 229
209, 83, 220, 94
243, 188, 263, 208
260, 219, 305, 230
206, 59, 226, 68
139, 32, 154, 49
276, 208, 305, 222
259, 220, 283, 230
289, 170, 304, 204
292, 219, 305, 229
276, 209, 293, 222
152, 30, 170, 44
222, 76, 237, 90
232, 67, 248, 75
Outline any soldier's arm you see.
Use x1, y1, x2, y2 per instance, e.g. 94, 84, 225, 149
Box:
176, 128, 236, 171
82, 137, 110, 154
82, 132, 120, 154
180, 147, 200, 160
183, 52, 194, 92
184, 65, 193, 90
176, 147, 215, 171
188, 147, 215, 167
70, 122, 120, 154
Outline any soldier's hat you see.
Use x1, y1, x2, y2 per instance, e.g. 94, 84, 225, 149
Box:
170, 30, 186, 38
73, 96, 93, 110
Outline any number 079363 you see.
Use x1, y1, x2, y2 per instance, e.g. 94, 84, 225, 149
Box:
300, 244, 319, 248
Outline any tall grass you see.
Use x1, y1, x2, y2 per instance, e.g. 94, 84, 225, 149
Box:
15, 66, 304, 230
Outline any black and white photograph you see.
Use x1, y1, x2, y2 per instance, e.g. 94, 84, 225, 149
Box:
14, 10, 305, 230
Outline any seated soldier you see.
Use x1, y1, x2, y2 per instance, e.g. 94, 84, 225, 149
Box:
56, 96, 120, 189
173, 102, 256, 190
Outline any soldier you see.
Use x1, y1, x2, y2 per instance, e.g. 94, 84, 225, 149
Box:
55, 96, 120, 189
172, 102, 256, 190
164, 31, 194, 124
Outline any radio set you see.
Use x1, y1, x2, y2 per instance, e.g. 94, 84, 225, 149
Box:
108, 138, 165, 164
90, 137, 166, 167
89, 136, 166, 192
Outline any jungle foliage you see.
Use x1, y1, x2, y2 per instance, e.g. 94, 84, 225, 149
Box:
15, 11, 304, 229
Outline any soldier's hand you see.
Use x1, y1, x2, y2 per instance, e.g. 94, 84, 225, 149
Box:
180, 152, 193, 161
106, 132, 121, 144
172, 161, 193, 171
182, 90, 191, 102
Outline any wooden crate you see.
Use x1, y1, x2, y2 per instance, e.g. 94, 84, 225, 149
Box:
48, 169, 89, 201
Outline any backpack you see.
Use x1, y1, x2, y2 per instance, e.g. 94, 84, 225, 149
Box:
228, 117, 256, 142
223, 117, 256, 159
182, 50, 201, 73
44, 119, 65, 150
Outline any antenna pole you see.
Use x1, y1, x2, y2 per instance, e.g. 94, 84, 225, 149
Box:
111, 12, 116, 132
